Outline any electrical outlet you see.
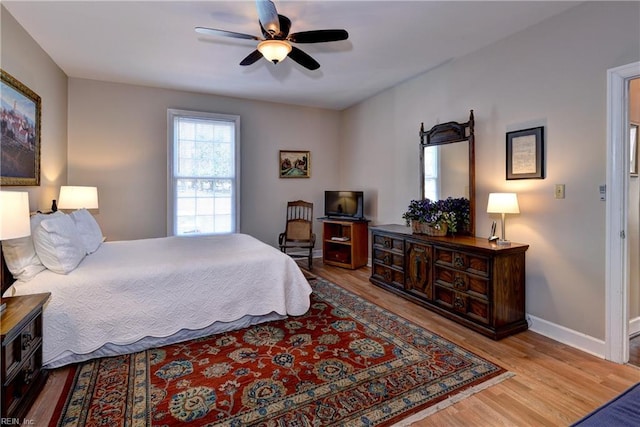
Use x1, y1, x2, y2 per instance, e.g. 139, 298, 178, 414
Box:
555, 184, 565, 199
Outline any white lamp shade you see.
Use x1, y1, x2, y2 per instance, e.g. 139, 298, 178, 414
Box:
487, 193, 520, 214
58, 186, 99, 209
257, 40, 292, 63
0, 191, 31, 240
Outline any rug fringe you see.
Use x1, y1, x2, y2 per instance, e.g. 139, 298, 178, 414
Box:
391, 372, 516, 426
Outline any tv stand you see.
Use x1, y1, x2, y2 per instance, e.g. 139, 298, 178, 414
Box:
320, 218, 368, 269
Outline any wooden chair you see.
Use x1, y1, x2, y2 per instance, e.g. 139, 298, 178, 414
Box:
278, 200, 316, 270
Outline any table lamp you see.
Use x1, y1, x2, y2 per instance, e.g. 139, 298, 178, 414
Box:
57, 186, 99, 210
487, 193, 520, 246
0, 191, 31, 311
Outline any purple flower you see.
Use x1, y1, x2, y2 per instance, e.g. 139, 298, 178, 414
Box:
402, 197, 470, 233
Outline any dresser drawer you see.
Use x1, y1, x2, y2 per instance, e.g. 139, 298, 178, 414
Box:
2, 349, 43, 418
372, 264, 404, 289
373, 248, 404, 270
373, 234, 404, 253
434, 284, 490, 324
3, 316, 43, 382
433, 266, 490, 298
433, 247, 490, 277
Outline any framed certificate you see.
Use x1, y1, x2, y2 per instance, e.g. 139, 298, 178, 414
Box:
506, 126, 544, 180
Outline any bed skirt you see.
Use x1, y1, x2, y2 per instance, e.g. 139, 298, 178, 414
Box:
46, 312, 285, 368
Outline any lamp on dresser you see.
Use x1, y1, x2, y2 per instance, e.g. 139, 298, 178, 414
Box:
0, 191, 31, 311
487, 192, 520, 246
58, 185, 99, 210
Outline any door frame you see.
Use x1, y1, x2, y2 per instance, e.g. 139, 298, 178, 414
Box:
606, 61, 640, 363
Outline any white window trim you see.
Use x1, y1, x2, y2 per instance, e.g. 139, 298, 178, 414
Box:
166, 109, 241, 236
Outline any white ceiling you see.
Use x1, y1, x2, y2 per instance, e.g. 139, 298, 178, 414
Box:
3, 1, 580, 110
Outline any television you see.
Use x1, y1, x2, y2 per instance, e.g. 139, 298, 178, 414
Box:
324, 191, 365, 219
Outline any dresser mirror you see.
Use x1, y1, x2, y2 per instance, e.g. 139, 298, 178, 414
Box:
419, 110, 475, 235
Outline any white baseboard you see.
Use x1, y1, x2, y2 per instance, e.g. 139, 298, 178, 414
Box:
527, 314, 606, 359
528, 315, 640, 357
630, 316, 640, 337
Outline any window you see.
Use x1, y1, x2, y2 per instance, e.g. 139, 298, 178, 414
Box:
423, 145, 439, 201
167, 109, 240, 236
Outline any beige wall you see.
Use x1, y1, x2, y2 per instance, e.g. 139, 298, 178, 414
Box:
340, 1, 640, 341
67, 79, 341, 243
0, 6, 68, 210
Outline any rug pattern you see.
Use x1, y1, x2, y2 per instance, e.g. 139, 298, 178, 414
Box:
54, 277, 508, 426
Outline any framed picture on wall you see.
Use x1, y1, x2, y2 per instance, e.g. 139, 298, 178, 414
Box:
1, 69, 41, 186
279, 150, 310, 178
506, 126, 545, 180
630, 123, 638, 176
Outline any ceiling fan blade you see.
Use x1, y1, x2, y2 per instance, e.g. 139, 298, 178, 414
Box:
260, 14, 291, 39
288, 46, 320, 70
195, 27, 260, 41
288, 29, 349, 44
255, 0, 280, 36
240, 49, 264, 66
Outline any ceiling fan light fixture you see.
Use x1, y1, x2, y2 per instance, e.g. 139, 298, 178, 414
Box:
257, 40, 292, 64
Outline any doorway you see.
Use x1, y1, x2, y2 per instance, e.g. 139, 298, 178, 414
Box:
606, 62, 640, 364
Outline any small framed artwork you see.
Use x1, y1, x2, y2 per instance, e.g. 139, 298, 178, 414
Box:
1, 69, 41, 186
630, 123, 638, 176
506, 126, 545, 180
279, 150, 310, 178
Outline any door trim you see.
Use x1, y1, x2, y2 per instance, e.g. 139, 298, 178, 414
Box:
606, 61, 640, 363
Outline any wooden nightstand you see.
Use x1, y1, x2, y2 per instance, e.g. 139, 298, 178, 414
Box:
1, 293, 50, 419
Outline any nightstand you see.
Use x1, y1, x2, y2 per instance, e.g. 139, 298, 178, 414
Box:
1, 293, 50, 419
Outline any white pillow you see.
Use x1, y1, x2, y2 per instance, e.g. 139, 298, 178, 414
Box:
33, 213, 86, 274
69, 209, 103, 254
1, 212, 63, 281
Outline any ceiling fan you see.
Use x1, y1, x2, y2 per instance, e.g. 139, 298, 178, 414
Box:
195, 0, 349, 70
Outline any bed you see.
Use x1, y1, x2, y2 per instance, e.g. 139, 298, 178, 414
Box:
1, 211, 312, 368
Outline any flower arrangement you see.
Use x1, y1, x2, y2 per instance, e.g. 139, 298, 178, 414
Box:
402, 197, 470, 234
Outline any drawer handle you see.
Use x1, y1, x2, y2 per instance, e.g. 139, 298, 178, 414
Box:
23, 367, 34, 385
383, 239, 391, 249
383, 254, 391, 265
22, 332, 33, 351
414, 257, 424, 283
453, 276, 466, 290
383, 270, 391, 281
453, 296, 466, 310
454, 255, 465, 269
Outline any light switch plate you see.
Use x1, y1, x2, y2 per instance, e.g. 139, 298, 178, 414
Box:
555, 184, 565, 199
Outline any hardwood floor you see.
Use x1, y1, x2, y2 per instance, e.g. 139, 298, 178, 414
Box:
28, 261, 640, 426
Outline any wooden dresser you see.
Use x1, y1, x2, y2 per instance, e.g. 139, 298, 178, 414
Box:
370, 224, 528, 339
1, 293, 50, 420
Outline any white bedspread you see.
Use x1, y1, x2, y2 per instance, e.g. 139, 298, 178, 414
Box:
6, 234, 312, 367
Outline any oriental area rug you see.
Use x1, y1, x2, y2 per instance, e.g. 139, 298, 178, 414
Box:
51, 277, 512, 426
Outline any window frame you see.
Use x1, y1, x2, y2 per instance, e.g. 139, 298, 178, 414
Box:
167, 109, 241, 236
